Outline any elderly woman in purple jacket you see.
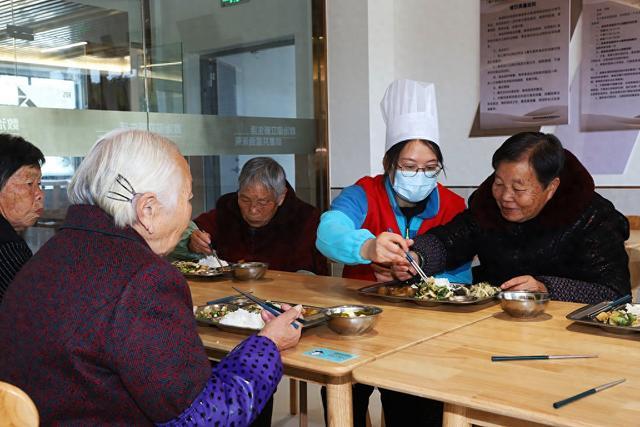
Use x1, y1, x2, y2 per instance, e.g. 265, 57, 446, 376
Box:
0, 129, 302, 426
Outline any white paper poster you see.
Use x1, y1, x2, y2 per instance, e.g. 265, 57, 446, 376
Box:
480, 0, 570, 129
581, 0, 640, 131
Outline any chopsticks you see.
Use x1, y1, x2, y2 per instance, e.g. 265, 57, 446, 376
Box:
596, 294, 632, 313
492, 354, 598, 362
405, 251, 429, 282
553, 378, 625, 409
231, 287, 303, 329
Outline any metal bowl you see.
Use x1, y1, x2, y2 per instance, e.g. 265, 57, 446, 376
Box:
324, 305, 382, 335
498, 291, 550, 318
231, 262, 268, 280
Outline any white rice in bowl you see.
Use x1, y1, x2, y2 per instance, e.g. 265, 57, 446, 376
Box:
219, 308, 265, 329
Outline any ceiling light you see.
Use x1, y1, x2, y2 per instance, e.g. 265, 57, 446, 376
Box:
41, 41, 88, 54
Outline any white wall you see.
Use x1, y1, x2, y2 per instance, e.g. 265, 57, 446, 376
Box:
326, 0, 640, 214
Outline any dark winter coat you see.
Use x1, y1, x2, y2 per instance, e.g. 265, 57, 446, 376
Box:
194, 183, 328, 275
0, 204, 282, 425
414, 150, 630, 304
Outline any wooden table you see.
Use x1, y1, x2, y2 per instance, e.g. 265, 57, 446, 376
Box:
626, 229, 640, 300
353, 301, 640, 427
189, 271, 500, 427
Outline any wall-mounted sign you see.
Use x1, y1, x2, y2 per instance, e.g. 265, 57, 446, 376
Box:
221, 0, 250, 7
479, 0, 570, 129
580, 0, 640, 131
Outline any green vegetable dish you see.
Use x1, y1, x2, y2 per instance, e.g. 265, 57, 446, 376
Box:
413, 278, 500, 301
595, 309, 640, 327
195, 304, 236, 322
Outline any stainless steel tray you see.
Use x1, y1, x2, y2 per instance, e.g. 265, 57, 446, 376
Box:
173, 261, 230, 278
357, 281, 498, 306
194, 294, 326, 334
566, 301, 640, 335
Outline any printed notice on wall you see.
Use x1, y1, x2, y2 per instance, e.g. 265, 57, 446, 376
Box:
480, 0, 570, 129
581, 0, 640, 131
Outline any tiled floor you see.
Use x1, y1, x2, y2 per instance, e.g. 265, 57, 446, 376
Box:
270, 377, 383, 427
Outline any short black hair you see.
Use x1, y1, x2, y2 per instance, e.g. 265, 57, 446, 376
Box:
383, 139, 444, 175
492, 132, 564, 188
0, 134, 45, 191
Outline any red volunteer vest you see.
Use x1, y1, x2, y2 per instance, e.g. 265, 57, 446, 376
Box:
342, 175, 465, 281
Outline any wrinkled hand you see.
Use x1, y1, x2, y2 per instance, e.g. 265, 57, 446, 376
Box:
258, 304, 303, 351
188, 229, 213, 255
390, 250, 419, 281
500, 275, 548, 293
361, 232, 412, 265
371, 262, 393, 282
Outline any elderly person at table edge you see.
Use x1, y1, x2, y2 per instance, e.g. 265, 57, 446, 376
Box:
0, 129, 303, 426
171, 156, 328, 275
0, 133, 44, 304
392, 132, 630, 304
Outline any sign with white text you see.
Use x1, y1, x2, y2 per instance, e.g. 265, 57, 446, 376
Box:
480, 0, 570, 129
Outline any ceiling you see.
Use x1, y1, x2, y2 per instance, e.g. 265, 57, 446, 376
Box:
0, 0, 132, 58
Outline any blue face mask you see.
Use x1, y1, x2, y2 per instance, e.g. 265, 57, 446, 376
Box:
392, 172, 438, 203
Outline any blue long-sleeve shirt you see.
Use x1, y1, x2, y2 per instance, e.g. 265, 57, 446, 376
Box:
316, 176, 471, 284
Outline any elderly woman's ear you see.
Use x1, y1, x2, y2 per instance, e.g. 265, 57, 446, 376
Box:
544, 177, 561, 203
132, 192, 160, 234
277, 187, 287, 207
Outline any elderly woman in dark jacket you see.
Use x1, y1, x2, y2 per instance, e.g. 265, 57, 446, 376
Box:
0, 134, 44, 303
392, 132, 630, 303
172, 157, 328, 275
0, 129, 302, 426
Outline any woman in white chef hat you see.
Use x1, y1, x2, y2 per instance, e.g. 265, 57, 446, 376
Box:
316, 79, 471, 426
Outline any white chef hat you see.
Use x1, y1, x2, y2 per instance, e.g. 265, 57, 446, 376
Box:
380, 79, 440, 152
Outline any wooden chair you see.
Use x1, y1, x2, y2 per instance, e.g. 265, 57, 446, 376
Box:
627, 215, 640, 230
0, 381, 39, 427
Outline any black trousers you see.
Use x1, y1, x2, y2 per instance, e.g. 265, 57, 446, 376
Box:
249, 395, 273, 427
321, 384, 443, 427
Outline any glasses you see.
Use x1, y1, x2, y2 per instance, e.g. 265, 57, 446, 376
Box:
106, 174, 138, 202
396, 163, 442, 178
238, 196, 276, 209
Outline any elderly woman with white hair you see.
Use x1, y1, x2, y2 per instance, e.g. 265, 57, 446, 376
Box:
0, 129, 303, 426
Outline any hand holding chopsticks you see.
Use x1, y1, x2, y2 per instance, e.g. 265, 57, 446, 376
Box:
232, 287, 303, 329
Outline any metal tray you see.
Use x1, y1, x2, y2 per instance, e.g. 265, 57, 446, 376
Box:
566, 301, 640, 335
194, 294, 326, 334
357, 281, 498, 306
173, 261, 231, 278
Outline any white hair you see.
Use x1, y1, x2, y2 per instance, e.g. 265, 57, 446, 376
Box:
68, 129, 184, 228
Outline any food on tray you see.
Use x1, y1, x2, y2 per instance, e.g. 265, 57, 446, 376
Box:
195, 304, 235, 322
624, 303, 640, 317
243, 301, 321, 317
374, 278, 499, 303
414, 277, 456, 300
595, 304, 640, 327
468, 282, 500, 298
172, 260, 216, 275
218, 308, 265, 329
198, 255, 230, 269
376, 285, 416, 297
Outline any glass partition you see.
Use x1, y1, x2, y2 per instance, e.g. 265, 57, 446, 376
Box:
0, 0, 327, 251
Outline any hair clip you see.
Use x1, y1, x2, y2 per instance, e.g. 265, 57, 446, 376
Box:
106, 174, 137, 203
